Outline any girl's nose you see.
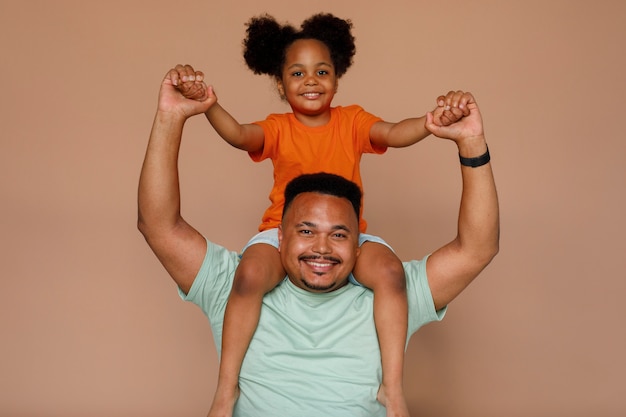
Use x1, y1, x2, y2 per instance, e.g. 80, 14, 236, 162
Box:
304, 74, 318, 86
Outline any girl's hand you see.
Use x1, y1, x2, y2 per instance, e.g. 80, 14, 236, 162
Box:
426, 92, 484, 144
433, 90, 473, 126
157, 66, 214, 119
167, 64, 218, 106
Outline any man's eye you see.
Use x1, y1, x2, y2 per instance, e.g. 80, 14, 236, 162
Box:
333, 233, 347, 239
299, 229, 312, 235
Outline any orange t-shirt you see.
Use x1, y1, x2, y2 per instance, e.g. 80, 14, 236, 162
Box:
250, 105, 386, 232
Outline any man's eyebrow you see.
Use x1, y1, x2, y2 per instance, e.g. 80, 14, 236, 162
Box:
296, 221, 317, 228
296, 221, 353, 233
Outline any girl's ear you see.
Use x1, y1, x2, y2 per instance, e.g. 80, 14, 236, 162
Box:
276, 79, 286, 99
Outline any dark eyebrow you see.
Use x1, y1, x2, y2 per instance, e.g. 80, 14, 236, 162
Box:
286, 62, 333, 71
296, 221, 317, 228
297, 221, 353, 233
331, 225, 352, 233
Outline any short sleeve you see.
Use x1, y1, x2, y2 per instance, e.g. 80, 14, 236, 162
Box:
403, 256, 447, 337
349, 105, 386, 155
178, 238, 240, 346
249, 115, 281, 162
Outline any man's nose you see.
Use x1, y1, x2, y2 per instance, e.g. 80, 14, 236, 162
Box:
312, 237, 330, 254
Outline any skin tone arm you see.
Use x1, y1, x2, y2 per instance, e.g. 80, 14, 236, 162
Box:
137, 69, 215, 294
171, 65, 468, 152
423, 92, 500, 310
369, 92, 471, 148
168, 64, 265, 153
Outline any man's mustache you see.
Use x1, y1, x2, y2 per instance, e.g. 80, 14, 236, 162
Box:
298, 255, 341, 264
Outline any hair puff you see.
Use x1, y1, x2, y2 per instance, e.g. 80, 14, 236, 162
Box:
243, 12, 356, 79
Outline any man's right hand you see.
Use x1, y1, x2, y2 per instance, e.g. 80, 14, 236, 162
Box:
158, 65, 215, 119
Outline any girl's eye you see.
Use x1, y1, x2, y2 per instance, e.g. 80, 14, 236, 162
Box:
292, 71, 303, 77
317, 70, 328, 76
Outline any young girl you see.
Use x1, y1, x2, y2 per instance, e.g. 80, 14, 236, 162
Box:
173, 13, 467, 417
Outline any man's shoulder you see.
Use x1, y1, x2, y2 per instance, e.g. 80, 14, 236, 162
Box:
179, 238, 240, 305
403, 255, 447, 332
403, 257, 428, 275
402, 256, 431, 297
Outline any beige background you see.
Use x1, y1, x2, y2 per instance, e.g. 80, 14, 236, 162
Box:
1, 0, 625, 416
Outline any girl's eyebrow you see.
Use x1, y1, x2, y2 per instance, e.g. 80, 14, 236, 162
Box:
286, 61, 333, 71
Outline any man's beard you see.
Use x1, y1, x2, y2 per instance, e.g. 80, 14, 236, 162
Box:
301, 275, 337, 292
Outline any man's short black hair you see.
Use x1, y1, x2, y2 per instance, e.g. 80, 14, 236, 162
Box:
283, 172, 362, 220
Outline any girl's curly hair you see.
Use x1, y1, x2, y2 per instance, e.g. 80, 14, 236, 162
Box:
243, 13, 356, 79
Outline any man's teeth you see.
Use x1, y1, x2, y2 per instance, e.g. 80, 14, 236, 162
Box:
308, 260, 330, 267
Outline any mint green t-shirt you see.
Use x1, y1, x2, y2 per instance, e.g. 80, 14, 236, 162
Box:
181, 239, 445, 417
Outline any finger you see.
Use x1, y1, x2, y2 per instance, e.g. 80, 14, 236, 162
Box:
207, 85, 217, 99
440, 91, 459, 112
432, 105, 445, 118
442, 90, 461, 105
430, 107, 445, 127
425, 111, 446, 135
443, 106, 465, 123
449, 90, 466, 109
168, 68, 181, 86
439, 114, 454, 126
439, 98, 460, 124
176, 77, 200, 97
425, 111, 435, 130
174, 64, 189, 83
185, 83, 208, 101
194, 82, 212, 101
195, 82, 210, 101
457, 92, 475, 116
172, 64, 198, 86
179, 64, 197, 83
441, 90, 472, 116
443, 90, 456, 107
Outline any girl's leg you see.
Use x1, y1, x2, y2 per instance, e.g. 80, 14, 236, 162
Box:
208, 243, 285, 417
353, 241, 409, 417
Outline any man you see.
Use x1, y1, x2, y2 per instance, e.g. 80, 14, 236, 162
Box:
138, 68, 499, 417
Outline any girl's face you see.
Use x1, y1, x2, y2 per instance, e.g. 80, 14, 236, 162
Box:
278, 39, 338, 126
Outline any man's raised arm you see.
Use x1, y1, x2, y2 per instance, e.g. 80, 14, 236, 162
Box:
423, 92, 500, 310
137, 68, 212, 294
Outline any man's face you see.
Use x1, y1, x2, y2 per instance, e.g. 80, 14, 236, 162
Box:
278, 192, 360, 293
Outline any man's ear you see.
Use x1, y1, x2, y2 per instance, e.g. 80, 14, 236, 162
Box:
277, 225, 283, 252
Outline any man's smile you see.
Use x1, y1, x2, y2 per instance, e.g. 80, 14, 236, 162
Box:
300, 255, 340, 272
